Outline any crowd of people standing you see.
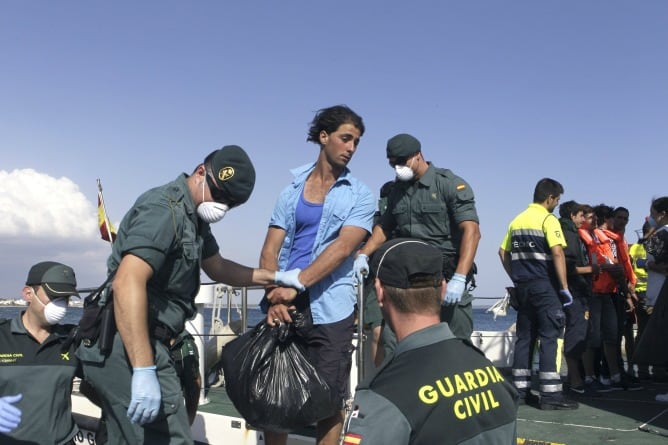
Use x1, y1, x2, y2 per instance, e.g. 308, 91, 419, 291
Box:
1, 102, 666, 444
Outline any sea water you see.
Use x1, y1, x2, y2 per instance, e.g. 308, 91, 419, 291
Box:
0, 305, 516, 332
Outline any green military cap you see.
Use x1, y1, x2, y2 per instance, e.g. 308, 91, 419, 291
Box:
26, 261, 78, 299
386, 133, 421, 158
371, 238, 443, 289
206, 145, 256, 207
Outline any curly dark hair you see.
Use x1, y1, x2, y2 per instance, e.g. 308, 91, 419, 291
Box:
306, 105, 365, 145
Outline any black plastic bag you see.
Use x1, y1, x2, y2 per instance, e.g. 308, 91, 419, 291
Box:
221, 313, 335, 432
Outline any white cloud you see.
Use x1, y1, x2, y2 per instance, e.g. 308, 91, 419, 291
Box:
0, 169, 97, 239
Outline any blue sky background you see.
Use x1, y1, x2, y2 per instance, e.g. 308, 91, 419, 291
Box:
1, 1, 666, 307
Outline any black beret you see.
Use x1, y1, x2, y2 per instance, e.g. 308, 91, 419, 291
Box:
26, 261, 78, 299
207, 145, 256, 207
371, 238, 443, 289
386, 133, 421, 158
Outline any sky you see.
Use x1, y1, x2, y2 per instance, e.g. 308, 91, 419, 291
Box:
1, 1, 666, 307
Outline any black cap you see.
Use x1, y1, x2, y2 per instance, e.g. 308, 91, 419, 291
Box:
26, 261, 78, 299
386, 133, 421, 158
370, 238, 443, 289
206, 145, 256, 207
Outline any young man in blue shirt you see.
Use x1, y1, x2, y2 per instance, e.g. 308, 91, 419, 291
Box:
260, 105, 375, 445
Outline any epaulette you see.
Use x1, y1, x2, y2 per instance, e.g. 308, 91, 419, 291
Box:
434, 167, 454, 179
435, 168, 471, 193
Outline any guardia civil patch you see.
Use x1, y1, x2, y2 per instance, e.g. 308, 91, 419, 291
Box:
343, 432, 362, 445
218, 166, 235, 181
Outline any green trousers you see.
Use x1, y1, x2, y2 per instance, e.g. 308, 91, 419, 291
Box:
78, 333, 192, 445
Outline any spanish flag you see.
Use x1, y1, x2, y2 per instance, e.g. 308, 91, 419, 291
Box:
97, 179, 117, 243
343, 433, 362, 445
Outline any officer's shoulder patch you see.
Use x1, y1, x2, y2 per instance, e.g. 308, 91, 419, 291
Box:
343, 432, 362, 445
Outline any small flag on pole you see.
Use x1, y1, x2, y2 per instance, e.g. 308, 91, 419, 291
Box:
97, 179, 117, 243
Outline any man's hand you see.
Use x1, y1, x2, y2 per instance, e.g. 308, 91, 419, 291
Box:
266, 303, 294, 326
266, 287, 298, 305
353, 254, 369, 279
274, 269, 306, 292
128, 366, 161, 425
443, 273, 466, 305
559, 289, 574, 307
0, 394, 22, 433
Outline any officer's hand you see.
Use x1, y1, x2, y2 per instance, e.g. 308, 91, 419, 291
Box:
559, 289, 574, 307
443, 273, 466, 305
274, 269, 306, 292
353, 254, 369, 280
0, 394, 22, 433
128, 366, 161, 425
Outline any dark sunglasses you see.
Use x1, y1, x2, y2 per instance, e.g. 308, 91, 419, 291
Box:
388, 153, 416, 168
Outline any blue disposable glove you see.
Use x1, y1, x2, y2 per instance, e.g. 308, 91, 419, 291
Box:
0, 394, 22, 433
443, 273, 466, 305
353, 254, 369, 278
128, 366, 161, 425
274, 269, 306, 292
559, 289, 574, 307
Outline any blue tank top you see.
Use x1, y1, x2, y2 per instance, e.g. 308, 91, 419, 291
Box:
286, 191, 323, 270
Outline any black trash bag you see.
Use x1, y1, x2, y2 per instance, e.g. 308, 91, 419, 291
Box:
221, 312, 336, 432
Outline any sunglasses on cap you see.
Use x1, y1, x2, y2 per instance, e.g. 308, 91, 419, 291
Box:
388, 153, 417, 168
205, 170, 238, 208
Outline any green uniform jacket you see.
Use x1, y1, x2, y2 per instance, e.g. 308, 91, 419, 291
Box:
107, 173, 219, 334
380, 163, 478, 258
0, 316, 80, 445
343, 323, 518, 445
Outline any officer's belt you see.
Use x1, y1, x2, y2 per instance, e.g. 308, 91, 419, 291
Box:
152, 321, 176, 347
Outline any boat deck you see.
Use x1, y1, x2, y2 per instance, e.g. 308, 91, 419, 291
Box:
516, 381, 668, 444
195, 378, 668, 445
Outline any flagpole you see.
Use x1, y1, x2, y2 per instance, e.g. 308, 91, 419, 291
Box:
97, 178, 115, 247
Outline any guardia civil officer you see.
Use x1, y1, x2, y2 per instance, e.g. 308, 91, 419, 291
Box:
356, 134, 481, 340
499, 178, 578, 409
76, 145, 305, 445
343, 238, 518, 445
0, 261, 81, 444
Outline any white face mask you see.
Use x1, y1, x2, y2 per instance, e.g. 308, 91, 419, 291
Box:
197, 178, 229, 223
394, 156, 416, 182
33, 291, 68, 325
197, 202, 229, 223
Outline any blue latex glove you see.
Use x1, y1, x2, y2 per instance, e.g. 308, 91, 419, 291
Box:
559, 289, 574, 307
274, 269, 305, 292
0, 394, 22, 433
128, 366, 161, 425
443, 273, 466, 305
353, 254, 369, 278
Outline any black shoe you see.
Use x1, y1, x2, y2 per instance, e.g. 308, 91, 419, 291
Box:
540, 397, 579, 410
569, 384, 602, 397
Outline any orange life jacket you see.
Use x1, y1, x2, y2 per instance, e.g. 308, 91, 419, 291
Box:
578, 228, 636, 293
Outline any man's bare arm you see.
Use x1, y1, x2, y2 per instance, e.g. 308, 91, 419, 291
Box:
455, 220, 481, 276
113, 254, 154, 368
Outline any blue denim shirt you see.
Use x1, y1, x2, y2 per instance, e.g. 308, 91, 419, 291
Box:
269, 163, 374, 324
